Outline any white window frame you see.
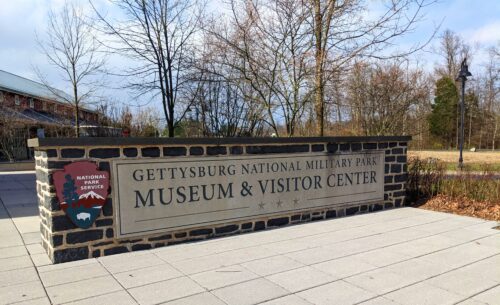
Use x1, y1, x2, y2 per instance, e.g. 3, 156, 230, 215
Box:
29, 98, 34, 108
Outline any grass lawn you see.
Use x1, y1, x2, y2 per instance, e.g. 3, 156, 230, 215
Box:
408, 150, 500, 171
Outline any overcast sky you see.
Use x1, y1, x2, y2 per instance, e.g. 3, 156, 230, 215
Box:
0, 0, 499, 111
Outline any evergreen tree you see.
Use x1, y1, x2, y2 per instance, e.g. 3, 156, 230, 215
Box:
428, 77, 459, 148
63, 174, 79, 205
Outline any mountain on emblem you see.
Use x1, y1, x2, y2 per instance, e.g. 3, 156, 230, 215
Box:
53, 161, 110, 229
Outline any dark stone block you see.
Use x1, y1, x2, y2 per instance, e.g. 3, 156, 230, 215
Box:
189, 146, 204, 155
395, 174, 408, 183
311, 215, 324, 221
384, 193, 389, 200
384, 176, 393, 184
52, 215, 77, 231
99, 162, 110, 173
148, 234, 172, 242
385, 149, 391, 154
246, 145, 309, 154
346, 206, 359, 215
325, 210, 337, 219
363, 143, 377, 150
231, 146, 243, 155
395, 198, 402, 207
46, 149, 58, 158
351, 143, 362, 151
51, 234, 63, 247
384, 202, 394, 209
175, 232, 187, 238
339, 143, 350, 151
397, 156, 407, 163
102, 198, 113, 217
190, 228, 213, 236
378, 142, 388, 149
399, 142, 408, 146
360, 205, 368, 211
163, 147, 187, 156
132, 244, 152, 251
119, 239, 141, 244
93, 241, 113, 247
53, 246, 89, 263
154, 243, 165, 248
291, 214, 301, 221
66, 230, 103, 244
207, 146, 227, 155
385, 156, 395, 162
392, 148, 404, 155
403, 164, 408, 173
241, 222, 252, 230
326, 143, 337, 153
142, 147, 160, 157
267, 217, 289, 227
215, 224, 239, 234
104, 246, 128, 255
254, 221, 265, 231
385, 184, 402, 191
301, 214, 311, 221
393, 190, 407, 197
389, 142, 398, 147
123, 147, 138, 157
61, 148, 85, 158
385, 164, 390, 174
89, 148, 120, 159
92, 250, 100, 258
312, 144, 325, 152
47, 161, 71, 169
391, 164, 402, 173
95, 218, 113, 227
370, 204, 384, 212
106, 228, 114, 238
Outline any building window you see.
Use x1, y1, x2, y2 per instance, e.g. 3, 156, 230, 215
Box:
29, 98, 34, 108
15, 95, 20, 106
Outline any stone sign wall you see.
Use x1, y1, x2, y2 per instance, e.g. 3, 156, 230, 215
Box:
29, 136, 410, 263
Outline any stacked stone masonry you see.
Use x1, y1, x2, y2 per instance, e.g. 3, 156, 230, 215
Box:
31, 137, 410, 263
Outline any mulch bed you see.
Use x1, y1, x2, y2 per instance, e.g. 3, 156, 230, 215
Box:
417, 194, 500, 221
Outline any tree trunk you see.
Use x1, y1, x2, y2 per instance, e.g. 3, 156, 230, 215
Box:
313, 1, 324, 137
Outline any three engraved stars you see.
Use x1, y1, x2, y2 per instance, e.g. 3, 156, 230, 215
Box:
258, 198, 299, 209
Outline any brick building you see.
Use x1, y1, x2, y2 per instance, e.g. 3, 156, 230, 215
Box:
0, 70, 101, 160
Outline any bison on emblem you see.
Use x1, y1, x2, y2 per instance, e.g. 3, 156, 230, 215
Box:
53, 161, 110, 229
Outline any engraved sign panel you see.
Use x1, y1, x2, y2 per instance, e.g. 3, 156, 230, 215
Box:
112, 152, 384, 238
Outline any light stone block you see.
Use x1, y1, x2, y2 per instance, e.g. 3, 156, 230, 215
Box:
160, 292, 226, 305
0, 254, 33, 272
258, 294, 313, 305
426, 268, 499, 297
61, 290, 137, 305
99, 252, 165, 274
311, 256, 377, 279
40, 262, 110, 287
471, 285, 500, 305
240, 255, 305, 276
0, 280, 47, 304
114, 263, 183, 289
0, 267, 39, 288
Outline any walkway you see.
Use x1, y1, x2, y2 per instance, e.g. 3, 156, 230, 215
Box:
0, 172, 499, 305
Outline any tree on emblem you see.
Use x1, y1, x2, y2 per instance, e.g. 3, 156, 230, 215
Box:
63, 174, 79, 207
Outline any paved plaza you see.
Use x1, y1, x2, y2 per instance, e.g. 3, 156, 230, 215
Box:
0, 172, 499, 305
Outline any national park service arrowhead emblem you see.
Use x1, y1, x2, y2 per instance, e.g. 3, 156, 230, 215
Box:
53, 161, 109, 229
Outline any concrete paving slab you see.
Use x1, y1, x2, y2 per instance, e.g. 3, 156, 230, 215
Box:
212, 278, 288, 305
160, 292, 226, 305
191, 265, 259, 290
258, 294, 313, 305
240, 255, 305, 276
265, 266, 335, 293
471, 284, 500, 305
311, 256, 378, 279
0, 266, 39, 288
345, 268, 417, 295
0, 280, 47, 305
384, 281, 464, 305
426, 268, 499, 297
61, 290, 138, 305
40, 262, 110, 287
114, 263, 183, 289
128, 276, 205, 305
0, 254, 33, 272
296, 280, 376, 305
45, 275, 123, 304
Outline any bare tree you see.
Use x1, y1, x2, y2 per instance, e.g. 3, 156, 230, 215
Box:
310, 0, 436, 136
37, 1, 105, 137
92, 0, 202, 137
